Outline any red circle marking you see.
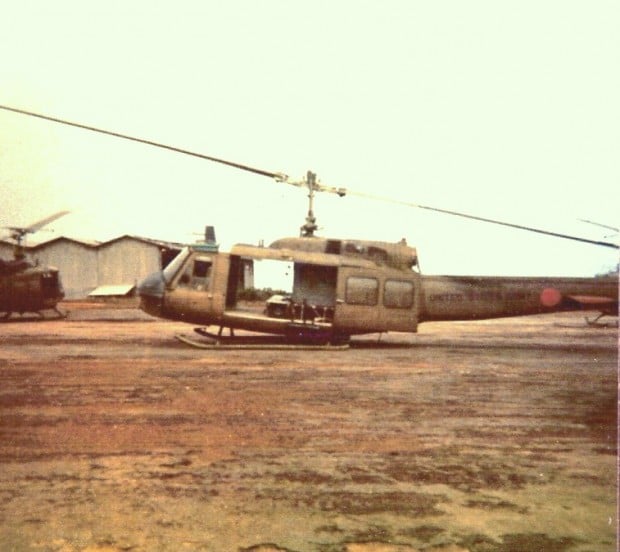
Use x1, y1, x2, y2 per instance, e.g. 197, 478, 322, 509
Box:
540, 287, 562, 307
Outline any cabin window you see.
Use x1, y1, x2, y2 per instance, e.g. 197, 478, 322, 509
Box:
384, 279, 414, 309
345, 277, 378, 306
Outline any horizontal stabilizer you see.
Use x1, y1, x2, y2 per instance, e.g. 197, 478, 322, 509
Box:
566, 295, 617, 306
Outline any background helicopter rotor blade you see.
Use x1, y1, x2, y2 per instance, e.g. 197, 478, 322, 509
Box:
2, 104, 617, 250
22, 210, 71, 234
4, 210, 70, 243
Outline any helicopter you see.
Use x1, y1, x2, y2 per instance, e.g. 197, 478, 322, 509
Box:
136, 170, 618, 346
0, 210, 68, 321
1, 104, 618, 343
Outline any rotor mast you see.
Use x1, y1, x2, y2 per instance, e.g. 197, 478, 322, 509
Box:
301, 171, 318, 237
285, 170, 346, 237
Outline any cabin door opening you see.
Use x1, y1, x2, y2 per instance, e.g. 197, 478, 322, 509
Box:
41, 271, 61, 299
226, 256, 294, 312
291, 263, 337, 322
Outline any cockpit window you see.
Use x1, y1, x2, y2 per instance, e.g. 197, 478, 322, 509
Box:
178, 256, 212, 290
163, 247, 191, 283
193, 258, 211, 278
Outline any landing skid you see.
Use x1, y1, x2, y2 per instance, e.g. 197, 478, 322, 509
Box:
174, 326, 349, 350
0, 307, 67, 322
554, 312, 618, 329
585, 313, 618, 328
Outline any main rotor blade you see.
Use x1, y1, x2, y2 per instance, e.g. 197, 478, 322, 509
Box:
340, 188, 620, 250
578, 219, 619, 233
0, 104, 284, 180
4, 210, 70, 238
3, 104, 617, 250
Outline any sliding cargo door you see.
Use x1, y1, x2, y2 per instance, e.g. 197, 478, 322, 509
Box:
334, 267, 380, 333
334, 268, 419, 334
378, 276, 418, 332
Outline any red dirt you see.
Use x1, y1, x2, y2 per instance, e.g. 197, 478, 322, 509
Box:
0, 304, 617, 551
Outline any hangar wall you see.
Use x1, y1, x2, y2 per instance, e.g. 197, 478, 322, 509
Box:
97, 237, 162, 288
30, 239, 98, 299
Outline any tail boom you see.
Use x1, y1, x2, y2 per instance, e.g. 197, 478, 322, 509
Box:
418, 274, 618, 322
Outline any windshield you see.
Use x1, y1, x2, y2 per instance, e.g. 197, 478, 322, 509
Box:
162, 247, 191, 283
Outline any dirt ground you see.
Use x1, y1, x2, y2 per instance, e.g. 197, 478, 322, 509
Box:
0, 303, 617, 552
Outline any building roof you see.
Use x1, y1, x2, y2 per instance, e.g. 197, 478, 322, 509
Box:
29, 236, 100, 250
15, 234, 184, 252
99, 235, 185, 250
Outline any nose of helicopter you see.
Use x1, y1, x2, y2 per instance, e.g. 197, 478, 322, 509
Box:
138, 270, 165, 317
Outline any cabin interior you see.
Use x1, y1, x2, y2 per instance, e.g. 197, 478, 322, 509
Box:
226, 255, 337, 323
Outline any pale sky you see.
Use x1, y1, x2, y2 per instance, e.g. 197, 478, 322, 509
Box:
1, 1, 618, 276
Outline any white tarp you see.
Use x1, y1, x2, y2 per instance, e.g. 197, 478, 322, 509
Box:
88, 284, 135, 297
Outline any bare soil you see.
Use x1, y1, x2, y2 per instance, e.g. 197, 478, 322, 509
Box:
0, 303, 617, 551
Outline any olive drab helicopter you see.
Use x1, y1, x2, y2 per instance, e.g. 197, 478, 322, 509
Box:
0, 210, 68, 320
1, 104, 618, 345
137, 171, 618, 346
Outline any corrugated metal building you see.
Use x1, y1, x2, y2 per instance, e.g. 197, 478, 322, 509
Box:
1, 235, 183, 299
96, 236, 178, 290
30, 237, 99, 298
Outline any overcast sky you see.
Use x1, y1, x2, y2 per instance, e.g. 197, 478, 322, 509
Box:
1, 1, 618, 276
